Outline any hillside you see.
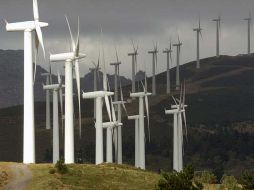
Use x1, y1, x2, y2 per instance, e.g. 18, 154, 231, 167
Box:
0, 49, 132, 108
0, 163, 160, 190
1, 53, 254, 178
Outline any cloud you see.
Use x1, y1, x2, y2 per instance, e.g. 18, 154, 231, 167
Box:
1, 0, 254, 78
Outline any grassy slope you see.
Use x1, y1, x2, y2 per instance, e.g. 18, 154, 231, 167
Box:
26, 163, 160, 190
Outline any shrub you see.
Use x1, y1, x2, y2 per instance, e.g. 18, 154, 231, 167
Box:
220, 175, 241, 190
240, 169, 254, 190
55, 159, 68, 174
48, 168, 56, 174
156, 165, 203, 190
195, 170, 216, 184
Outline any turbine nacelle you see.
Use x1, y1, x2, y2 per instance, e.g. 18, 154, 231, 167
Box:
50, 52, 86, 62
130, 92, 152, 98
82, 91, 114, 99
102, 122, 123, 128
43, 84, 62, 90
6, 21, 48, 32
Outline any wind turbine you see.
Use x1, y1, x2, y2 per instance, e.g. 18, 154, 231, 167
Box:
130, 72, 151, 169
50, 16, 85, 164
244, 11, 252, 55
82, 28, 113, 165
41, 72, 51, 129
165, 84, 187, 172
43, 73, 64, 164
163, 40, 173, 94
173, 37, 182, 90
110, 48, 127, 164
193, 15, 203, 69
212, 16, 221, 58
128, 41, 138, 94
148, 43, 158, 96
5, 0, 48, 164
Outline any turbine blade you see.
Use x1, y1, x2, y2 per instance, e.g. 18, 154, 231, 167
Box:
75, 60, 82, 139
65, 15, 75, 51
33, 33, 39, 84
75, 16, 80, 55
110, 96, 116, 122
145, 95, 150, 142
105, 95, 112, 122
35, 21, 45, 58
33, 0, 39, 20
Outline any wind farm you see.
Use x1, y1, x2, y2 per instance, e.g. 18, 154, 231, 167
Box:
1, 0, 254, 189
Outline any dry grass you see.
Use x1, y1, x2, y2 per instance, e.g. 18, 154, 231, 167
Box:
27, 163, 160, 190
0, 162, 14, 188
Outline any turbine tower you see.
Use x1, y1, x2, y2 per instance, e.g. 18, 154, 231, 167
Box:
128, 42, 138, 94
41, 73, 51, 129
193, 16, 203, 69
244, 12, 252, 55
50, 16, 85, 164
43, 73, 64, 164
212, 16, 221, 58
173, 37, 182, 90
5, 0, 48, 164
148, 43, 158, 95
163, 41, 173, 94
128, 115, 140, 167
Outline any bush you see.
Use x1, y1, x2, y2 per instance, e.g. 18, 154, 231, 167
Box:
195, 170, 216, 184
220, 175, 241, 190
156, 165, 203, 190
48, 168, 56, 174
55, 159, 68, 174
240, 169, 254, 190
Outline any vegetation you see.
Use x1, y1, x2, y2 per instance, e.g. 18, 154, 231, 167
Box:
240, 169, 254, 190
156, 165, 203, 190
219, 175, 241, 190
55, 159, 68, 174
26, 163, 160, 190
195, 170, 216, 184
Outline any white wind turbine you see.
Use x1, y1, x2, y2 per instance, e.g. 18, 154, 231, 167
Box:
148, 43, 158, 96
165, 84, 187, 172
163, 40, 173, 94
5, 0, 48, 164
130, 70, 151, 169
244, 11, 252, 55
110, 48, 128, 164
43, 73, 64, 164
128, 41, 138, 94
193, 16, 203, 69
50, 16, 85, 164
82, 28, 113, 165
212, 16, 221, 58
104, 87, 124, 163
173, 36, 182, 90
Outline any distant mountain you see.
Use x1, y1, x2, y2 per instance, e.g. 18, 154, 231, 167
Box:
0, 50, 132, 108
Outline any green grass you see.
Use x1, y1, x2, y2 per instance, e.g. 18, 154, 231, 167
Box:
26, 163, 160, 190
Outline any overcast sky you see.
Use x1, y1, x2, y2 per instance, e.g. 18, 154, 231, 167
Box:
1, 0, 254, 78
